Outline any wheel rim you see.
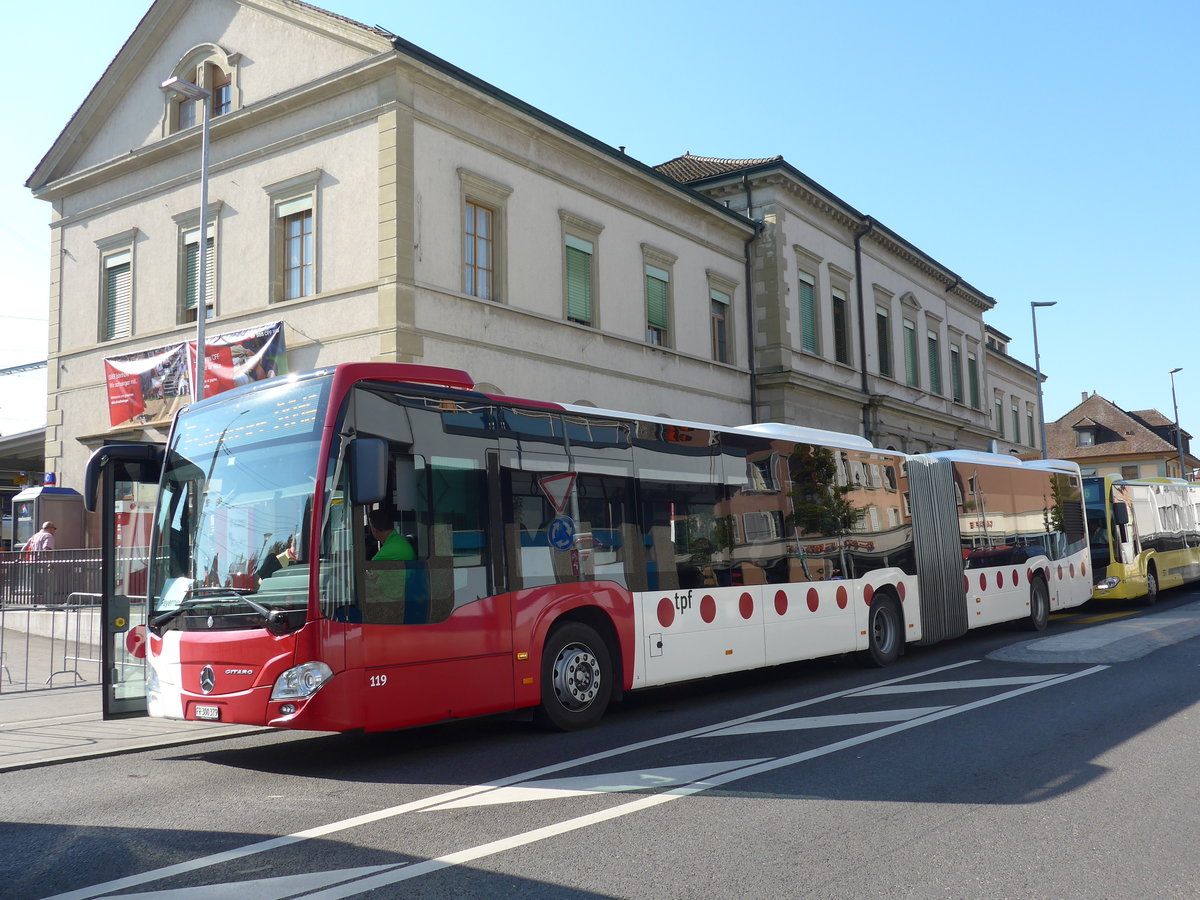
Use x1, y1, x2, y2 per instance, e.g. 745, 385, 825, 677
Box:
872, 605, 896, 655
1148, 573, 1157, 597
551, 642, 601, 711
1034, 586, 1048, 626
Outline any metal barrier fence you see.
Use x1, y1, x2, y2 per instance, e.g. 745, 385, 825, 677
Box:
0, 548, 103, 606
0, 598, 103, 693
0, 549, 145, 693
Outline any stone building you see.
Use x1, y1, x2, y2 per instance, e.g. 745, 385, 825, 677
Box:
25, 0, 1040, 502
653, 154, 1039, 456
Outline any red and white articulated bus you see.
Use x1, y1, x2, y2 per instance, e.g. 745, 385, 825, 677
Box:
86, 363, 1092, 732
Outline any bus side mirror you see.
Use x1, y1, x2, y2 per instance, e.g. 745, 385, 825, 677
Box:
1112, 502, 1130, 526
349, 438, 388, 506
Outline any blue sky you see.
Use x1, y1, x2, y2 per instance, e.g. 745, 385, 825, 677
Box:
3, 0, 1197, 443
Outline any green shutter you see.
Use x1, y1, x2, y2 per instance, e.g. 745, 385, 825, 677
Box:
184, 235, 214, 314
968, 353, 980, 408
566, 244, 592, 323
832, 292, 849, 364
904, 322, 918, 387
876, 308, 891, 377
184, 241, 198, 311
105, 261, 132, 340
646, 267, 669, 333
799, 275, 816, 352
927, 332, 941, 395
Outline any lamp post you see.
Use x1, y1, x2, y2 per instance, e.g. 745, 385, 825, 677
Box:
161, 75, 211, 403
1031, 301, 1057, 459
1170, 367, 1186, 479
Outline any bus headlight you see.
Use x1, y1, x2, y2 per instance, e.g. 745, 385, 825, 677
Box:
1095, 577, 1120, 591
271, 662, 333, 700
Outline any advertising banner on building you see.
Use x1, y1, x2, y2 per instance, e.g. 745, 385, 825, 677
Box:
103, 321, 286, 428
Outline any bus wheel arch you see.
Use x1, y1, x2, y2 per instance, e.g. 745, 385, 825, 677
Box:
858, 587, 903, 667
1143, 562, 1159, 605
1025, 573, 1050, 632
533, 612, 618, 731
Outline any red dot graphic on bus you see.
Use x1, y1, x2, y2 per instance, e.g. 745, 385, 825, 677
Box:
739, 593, 754, 619
1070, 563, 1076, 578
1012, 569, 1020, 587
996, 571, 1004, 589
125, 624, 148, 659
836, 585, 848, 609
964, 575, 969, 594
1081, 562, 1087, 577
657, 597, 674, 628
979, 573, 987, 591
897, 582, 906, 602
807, 587, 820, 612
863, 584, 874, 606
1027, 568, 1034, 584
701, 595, 716, 623
774, 590, 788, 616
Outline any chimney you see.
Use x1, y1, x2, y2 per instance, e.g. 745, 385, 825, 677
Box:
1082, 391, 1088, 402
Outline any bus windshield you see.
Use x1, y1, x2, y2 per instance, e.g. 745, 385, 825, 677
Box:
148, 376, 331, 630
1082, 476, 1111, 571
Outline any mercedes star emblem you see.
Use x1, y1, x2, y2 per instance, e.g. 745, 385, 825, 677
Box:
199, 665, 216, 694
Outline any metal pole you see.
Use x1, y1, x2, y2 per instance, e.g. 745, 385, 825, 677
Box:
195, 103, 210, 402
1171, 368, 1185, 479
1031, 301, 1057, 459
160, 76, 212, 403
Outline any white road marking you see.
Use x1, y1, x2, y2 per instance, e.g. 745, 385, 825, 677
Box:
425, 759, 772, 809
36, 658, 997, 900
854, 674, 1061, 695
297, 666, 1110, 900
699, 706, 950, 737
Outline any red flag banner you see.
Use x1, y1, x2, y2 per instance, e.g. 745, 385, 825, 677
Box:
102, 343, 190, 428
104, 322, 286, 429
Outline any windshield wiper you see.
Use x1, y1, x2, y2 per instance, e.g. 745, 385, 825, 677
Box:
152, 587, 293, 635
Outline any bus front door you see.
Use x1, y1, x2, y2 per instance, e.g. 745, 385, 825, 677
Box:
85, 443, 163, 719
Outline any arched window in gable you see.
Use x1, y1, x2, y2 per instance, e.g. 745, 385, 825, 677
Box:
163, 44, 241, 135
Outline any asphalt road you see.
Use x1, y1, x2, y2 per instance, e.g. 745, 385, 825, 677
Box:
5, 592, 1200, 900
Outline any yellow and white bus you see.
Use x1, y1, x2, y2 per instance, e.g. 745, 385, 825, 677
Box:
1085, 475, 1200, 603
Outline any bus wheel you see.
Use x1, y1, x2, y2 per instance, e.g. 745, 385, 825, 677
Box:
534, 622, 612, 731
1025, 577, 1050, 631
1142, 568, 1159, 606
859, 594, 902, 667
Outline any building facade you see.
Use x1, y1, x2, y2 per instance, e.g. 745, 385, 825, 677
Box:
653, 155, 1040, 457
27, 0, 1040, 512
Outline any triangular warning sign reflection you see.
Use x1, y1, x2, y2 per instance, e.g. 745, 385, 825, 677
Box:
538, 472, 576, 514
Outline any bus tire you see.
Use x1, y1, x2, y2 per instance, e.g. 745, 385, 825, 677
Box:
534, 621, 612, 731
1141, 567, 1159, 606
859, 593, 902, 668
1025, 576, 1050, 631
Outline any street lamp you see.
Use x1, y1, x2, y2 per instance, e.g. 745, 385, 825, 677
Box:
1031, 301, 1057, 459
1170, 368, 1186, 479
161, 75, 211, 403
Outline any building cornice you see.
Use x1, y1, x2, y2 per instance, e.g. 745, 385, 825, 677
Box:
684, 163, 995, 313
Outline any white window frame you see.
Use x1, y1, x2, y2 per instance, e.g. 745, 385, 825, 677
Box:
459, 169, 511, 302
266, 170, 321, 303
